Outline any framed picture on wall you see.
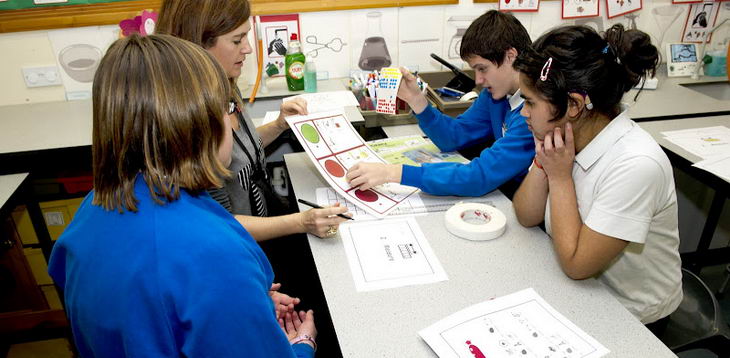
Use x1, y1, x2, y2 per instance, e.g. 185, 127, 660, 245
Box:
499, 0, 540, 12
256, 14, 301, 78
681, 0, 720, 43
562, 0, 600, 19
605, 0, 642, 19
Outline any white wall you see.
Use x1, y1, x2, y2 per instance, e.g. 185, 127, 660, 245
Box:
2, 0, 729, 106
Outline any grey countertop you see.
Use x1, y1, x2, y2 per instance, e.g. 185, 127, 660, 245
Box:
284, 151, 676, 357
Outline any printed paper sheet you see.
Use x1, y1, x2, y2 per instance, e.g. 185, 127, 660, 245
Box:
340, 217, 447, 291
419, 288, 609, 358
283, 90, 359, 113
693, 154, 730, 183
661, 125, 730, 159
316, 187, 494, 221
287, 110, 420, 217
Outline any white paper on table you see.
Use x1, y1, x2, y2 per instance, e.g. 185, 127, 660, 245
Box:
286, 110, 420, 217
262, 111, 280, 125
419, 288, 610, 358
316, 187, 495, 221
283, 90, 359, 113
693, 154, 730, 182
340, 217, 447, 292
661, 126, 730, 159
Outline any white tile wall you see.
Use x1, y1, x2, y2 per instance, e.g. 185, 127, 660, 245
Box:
1, 0, 729, 106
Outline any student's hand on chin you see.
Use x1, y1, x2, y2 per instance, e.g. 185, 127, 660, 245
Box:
538, 123, 575, 180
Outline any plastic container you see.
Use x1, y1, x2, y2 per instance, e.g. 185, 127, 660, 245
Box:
304, 61, 317, 93
705, 50, 727, 77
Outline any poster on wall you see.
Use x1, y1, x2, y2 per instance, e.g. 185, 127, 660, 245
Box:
562, 0, 600, 19
48, 26, 119, 100
499, 0, 540, 12
681, 0, 721, 43
256, 14, 301, 78
605, 0, 642, 18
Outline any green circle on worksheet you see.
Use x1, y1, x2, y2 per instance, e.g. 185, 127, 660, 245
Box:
301, 124, 319, 143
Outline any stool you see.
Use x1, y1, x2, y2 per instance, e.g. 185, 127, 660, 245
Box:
659, 268, 730, 356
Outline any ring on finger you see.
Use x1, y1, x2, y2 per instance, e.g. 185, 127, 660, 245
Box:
326, 226, 338, 236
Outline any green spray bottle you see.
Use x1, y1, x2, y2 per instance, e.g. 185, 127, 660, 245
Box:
285, 33, 305, 91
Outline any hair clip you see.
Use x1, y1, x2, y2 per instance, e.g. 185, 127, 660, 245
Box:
539, 57, 553, 82
602, 45, 610, 54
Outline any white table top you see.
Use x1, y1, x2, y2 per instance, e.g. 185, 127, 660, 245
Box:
284, 151, 675, 357
626, 70, 730, 120
0, 173, 28, 209
639, 115, 730, 166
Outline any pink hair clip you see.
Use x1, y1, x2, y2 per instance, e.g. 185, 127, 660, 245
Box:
539, 57, 553, 82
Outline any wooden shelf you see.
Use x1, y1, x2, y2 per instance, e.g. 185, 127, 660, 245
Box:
0, 0, 458, 33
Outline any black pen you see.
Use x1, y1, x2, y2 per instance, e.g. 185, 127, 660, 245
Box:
297, 199, 354, 220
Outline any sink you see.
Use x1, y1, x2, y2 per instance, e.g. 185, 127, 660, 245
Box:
680, 81, 730, 101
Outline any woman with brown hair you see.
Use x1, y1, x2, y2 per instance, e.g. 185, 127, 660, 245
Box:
156, 0, 350, 240
48, 34, 317, 357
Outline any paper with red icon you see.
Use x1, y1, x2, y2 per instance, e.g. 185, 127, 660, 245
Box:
286, 109, 420, 218
419, 288, 609, 358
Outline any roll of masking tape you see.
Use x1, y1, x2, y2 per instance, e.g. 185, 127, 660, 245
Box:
445, 203, 506, 241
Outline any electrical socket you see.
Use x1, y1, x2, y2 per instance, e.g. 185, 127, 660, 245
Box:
22, 66, 62, 88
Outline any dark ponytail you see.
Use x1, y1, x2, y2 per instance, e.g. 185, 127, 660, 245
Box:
605, 24, 659, 93
514, 24, 658, 120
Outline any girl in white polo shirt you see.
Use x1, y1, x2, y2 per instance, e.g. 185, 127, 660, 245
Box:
512, 24, 682, 334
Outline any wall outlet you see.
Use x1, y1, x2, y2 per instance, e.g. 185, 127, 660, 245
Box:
22, 66, 62, 88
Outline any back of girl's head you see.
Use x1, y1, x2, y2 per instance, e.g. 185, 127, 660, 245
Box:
92, 34, 231, 212
460, 10, 532, 66
514, 24, 658, 119
155, 0, 251, 49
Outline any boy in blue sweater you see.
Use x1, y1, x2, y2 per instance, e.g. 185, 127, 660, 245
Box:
347, 10, 535, 197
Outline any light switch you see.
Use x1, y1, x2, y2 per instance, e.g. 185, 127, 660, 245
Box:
22, 66, 62, 88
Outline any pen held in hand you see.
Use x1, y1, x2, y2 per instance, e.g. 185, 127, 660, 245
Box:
297, 199, 354, 220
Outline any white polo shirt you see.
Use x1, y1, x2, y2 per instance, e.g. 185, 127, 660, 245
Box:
544, 110, 683, 324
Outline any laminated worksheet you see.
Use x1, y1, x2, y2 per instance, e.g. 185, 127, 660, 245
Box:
368, 135, 469, 166
340, 217, 447, 291
286, 110, 420, 217
419, 288, 609, 358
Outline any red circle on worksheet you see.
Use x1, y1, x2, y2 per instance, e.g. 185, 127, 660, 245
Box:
324, 159, 345, 177
355, 189, 378, 202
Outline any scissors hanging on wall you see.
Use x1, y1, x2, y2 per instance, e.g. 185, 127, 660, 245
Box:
306, 35, 346, 58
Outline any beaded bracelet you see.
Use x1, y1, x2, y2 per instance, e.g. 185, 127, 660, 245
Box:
290, 334, 317, 352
